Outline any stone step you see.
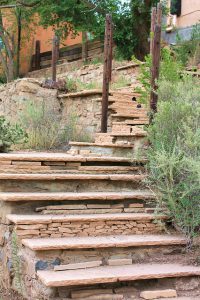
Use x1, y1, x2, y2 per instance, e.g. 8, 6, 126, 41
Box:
37, 263, 200, 287
7, 213, 168, 225
69, 142, 134, 148
1, 190, 155, 202
110, 132, 147, 137
22, 234, 187, 251
0, 153, 146, 164
78, 166, 143, 173
0, 173, 145, 181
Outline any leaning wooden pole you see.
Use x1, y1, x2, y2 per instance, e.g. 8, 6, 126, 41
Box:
52, 35, 59, 82
101, 14, 112, 133
150, 4, 162, 113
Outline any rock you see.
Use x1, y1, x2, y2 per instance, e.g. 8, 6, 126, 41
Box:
107, 258, 132, 266
140, 289, 177, 299
35, 260, 48, 271
54, 260, 102, 271
71, 289, 113, 299
175, 277, 199, 291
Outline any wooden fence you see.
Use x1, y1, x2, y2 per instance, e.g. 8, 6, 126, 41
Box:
30, 39, 104, 71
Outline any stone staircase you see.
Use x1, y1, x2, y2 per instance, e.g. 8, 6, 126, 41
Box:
68, 91, 148, 158
0, 91, 200, 300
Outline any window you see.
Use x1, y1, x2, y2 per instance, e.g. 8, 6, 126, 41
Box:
170, 0, 182, 17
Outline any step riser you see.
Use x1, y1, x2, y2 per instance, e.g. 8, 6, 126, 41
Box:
13, 219, 164, 239
21, 245, 184, 274
0, 180, 143, 193
70, 145, 135, 157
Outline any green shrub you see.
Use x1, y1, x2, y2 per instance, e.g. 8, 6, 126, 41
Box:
147, 76, 200, 241
19, 100, 63, 150
174, 23, 200, 66
0, 116, 27, 152
19, 100, 92, 149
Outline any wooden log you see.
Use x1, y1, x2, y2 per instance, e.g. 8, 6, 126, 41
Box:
101, 14, 112, 133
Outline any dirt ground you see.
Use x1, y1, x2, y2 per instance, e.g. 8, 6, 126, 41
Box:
0, 288, 25, 300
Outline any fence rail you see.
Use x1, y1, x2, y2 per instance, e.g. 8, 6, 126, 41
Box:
31, 39, 104, 71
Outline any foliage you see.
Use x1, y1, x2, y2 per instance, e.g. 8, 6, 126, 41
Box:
111, 75, 131, 90
147, 75, 200, 241
63, 108, 92, 143
0, 116, 27, 152
133, 54, 152, 104
134, 48, 182, 104
174, 23, 200, 67
19, 100, 92, 149
19, 100, 63, 150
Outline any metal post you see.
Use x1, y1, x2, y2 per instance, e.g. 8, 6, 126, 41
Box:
35, 40, 41, 70
52, 35, 59, 82
101, 14, 112, 133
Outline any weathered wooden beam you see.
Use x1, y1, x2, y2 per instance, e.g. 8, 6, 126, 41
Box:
150, 7, 157, 56
35, 40, 41, 70
52, 35, 59, 82
101, 14, 112, 133
150, 24, 162, 113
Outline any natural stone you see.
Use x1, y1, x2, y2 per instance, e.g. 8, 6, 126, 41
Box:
140, 289, 177, 299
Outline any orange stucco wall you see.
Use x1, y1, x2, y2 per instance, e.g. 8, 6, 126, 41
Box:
1, 10, 82, 76
177, 0, 200, 28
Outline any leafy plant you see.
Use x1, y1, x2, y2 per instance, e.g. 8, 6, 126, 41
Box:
0, 116, 27, 152
147, 75, 200, 242
174, 23, 200, 67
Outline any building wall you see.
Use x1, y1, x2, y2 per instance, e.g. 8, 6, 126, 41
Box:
177, 0, 200, 28
1, 10, 82, 76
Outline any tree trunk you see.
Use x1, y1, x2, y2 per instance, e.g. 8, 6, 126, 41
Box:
0, 12, 15, 82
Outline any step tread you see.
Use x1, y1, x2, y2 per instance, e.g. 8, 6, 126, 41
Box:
22, 234, 187, 250
0, 190, 155, 201
0, 153, 145, 163
7, 213, 168, 225
37, 263, 200, 287
0, 173, 145, 181
69, 142, 134, 148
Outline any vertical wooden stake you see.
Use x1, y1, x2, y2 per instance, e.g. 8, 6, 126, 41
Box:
101, 14, 112, 133
150, 7, 157, 56
35, 40, 41, 70
82, 31, 88, 63
52, 35, 59, 82
157, 2, 163, 26
150, 24, 162, 113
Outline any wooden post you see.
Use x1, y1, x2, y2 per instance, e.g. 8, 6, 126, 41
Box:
150, 24, 162, 113
150, 7, 157, 56
35, 40, 41, 70
52, 35, 59, 82
157, 2, 163, 26
108, 23, 113, 82
101, 14, 112, 133
82, 31, 88, 63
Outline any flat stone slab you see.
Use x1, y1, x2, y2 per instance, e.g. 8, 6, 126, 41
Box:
69, 142, 134, 148
0, 152, 146, 163
0, 190, 155, 202
22, 234, 187, 251
37, 263, 200, 287
0, 173, 146, 181
7, 213, 168, 225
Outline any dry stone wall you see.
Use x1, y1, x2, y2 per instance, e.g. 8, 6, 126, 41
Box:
0, 62, 139, 141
